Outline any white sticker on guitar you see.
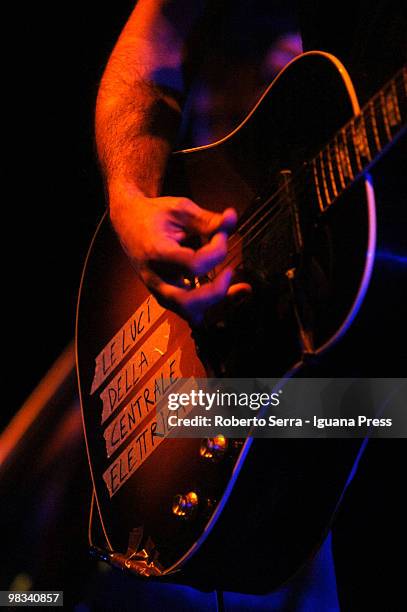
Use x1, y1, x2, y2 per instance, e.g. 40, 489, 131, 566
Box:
103, 349, 182, 458
102, 378, 196, 498
91, 295, 165, 394
99, 320, 170, 424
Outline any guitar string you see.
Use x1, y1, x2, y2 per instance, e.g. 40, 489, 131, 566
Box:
208, 197, 295, 279
221, 71, 406, 269
220, 123, 405, 274
222, 206, 291, 273
234, 94, 402, 248
184, 67, 406, 284
223, 171, 307, 269
223, 119, 404, 271
225, 68, 405, 252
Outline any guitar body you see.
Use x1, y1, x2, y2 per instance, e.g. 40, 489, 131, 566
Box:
76, 52, 405, 592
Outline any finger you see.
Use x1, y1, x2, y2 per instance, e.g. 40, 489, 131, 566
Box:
140, 268, 187, 300
226, 282, 253, 298
151, 232, 228, 277
175, 199, 237, 237
151, 241, 195, 271
147, 267, 233, 325
178, 267, 234, 325
190, 206, 237, 237
226, 282, 253, 305
181, 267, 233, 314
189, 231, 228, 276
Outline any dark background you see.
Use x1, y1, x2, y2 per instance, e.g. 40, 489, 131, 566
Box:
4, 3, 133, 426
2, 1, 406, 610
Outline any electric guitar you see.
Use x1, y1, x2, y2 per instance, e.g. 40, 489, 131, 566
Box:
76, 52, 406, 593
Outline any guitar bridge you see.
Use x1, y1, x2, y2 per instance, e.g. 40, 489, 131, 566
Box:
90, 527, 164, 577
90, 545, 164, 577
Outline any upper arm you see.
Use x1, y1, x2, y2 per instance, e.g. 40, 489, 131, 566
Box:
110, 0, 208, 95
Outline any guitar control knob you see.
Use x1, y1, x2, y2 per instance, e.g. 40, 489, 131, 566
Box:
200, 435, 228, 461
172, 491, 199, 519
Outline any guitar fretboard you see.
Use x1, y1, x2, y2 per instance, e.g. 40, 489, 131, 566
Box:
312, 65, 407, 212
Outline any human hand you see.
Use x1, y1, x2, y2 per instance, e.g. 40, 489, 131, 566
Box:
109, 184, 238, 325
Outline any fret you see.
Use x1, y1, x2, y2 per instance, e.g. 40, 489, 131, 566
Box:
350, 119, 363, 173
328, 142, 343, 197
318, 151, 332, 207
344, 121, 364, 177
395, 71, 407, 122
372, 79, 402, 150
371, 96, 391, 148
312, 157, 326, 212
348, 126, 362, 177
313, 65, 406, 217
379, 91, 392, 141
338, 128, 354, 182
352, 114, 372, 165
362, 104, 380, 160
325, 144, 338, 198
367, 100, 382, 152
391, 80, 401, 123
333, 134, 346, 190
384, 80, 402, 127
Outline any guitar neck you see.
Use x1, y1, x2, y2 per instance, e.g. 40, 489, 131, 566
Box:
312, 65, 407, 212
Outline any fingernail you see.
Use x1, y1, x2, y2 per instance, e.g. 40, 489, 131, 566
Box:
227, 282, 252, 298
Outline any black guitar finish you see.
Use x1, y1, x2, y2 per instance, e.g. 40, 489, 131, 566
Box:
76, 52, 406, 593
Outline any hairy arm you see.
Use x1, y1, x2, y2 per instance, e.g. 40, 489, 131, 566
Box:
96, 0, 193, 194
95, 0, 237, 324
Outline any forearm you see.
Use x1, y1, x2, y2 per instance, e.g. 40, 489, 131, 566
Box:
95, 0, 201, 199
96, 84, 180, 199
93, 1, 237, 323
